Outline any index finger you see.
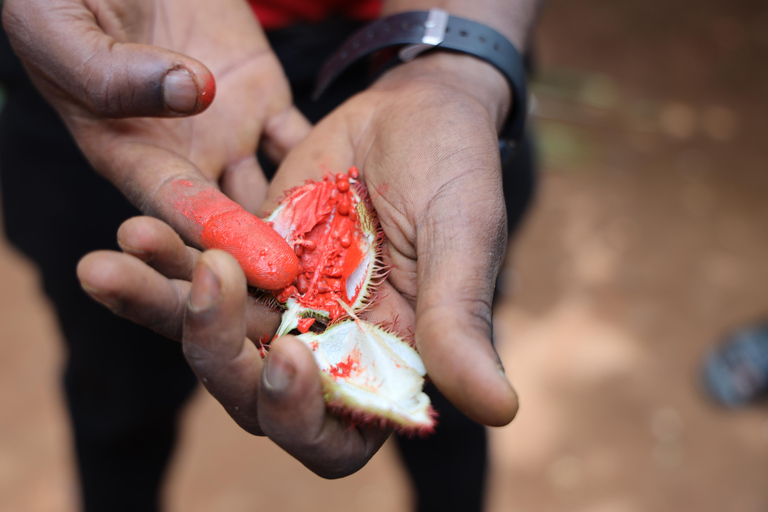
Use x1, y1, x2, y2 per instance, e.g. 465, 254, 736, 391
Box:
99, 143, 300, 290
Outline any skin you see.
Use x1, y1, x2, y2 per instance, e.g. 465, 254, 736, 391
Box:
78, 217, 394, 477
2, 0, 307, 289
77, 52, 519, 470
7, 0, 542, 478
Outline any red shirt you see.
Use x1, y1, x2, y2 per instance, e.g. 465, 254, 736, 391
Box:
249, 0, 382, 30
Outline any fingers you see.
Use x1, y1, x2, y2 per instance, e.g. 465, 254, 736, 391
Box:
78, 248, 280, 344
263, 113, 355, 208
3, 0, 214, 118
77, 250, 191, 341
184, 251, 387, 476
182, 250, 266, 434
258, 336, 390, 478
219, 156, 270, 215
414, 175, 519, 427
99, 143, 299, 290
112, 216, 282, 340
260, 106, 313, 164
117, 216, 200, 280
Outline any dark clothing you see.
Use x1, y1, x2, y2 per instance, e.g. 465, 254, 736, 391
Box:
0, 17, 534, 512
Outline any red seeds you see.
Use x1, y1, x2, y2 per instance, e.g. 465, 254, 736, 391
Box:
348, 166, 359, 179
297, 318, 316, 334
336, 179, 350, 193
338, 195, 350, 216
324, 266, 343, 278
296, 274, 310, 295
270, 171, 372, 321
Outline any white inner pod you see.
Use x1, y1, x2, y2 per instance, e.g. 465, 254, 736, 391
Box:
298, 319, 433, 429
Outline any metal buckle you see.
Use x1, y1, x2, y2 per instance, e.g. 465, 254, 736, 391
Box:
398, 8, 449, 62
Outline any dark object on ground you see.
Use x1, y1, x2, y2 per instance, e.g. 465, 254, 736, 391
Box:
702, 321, 768, 407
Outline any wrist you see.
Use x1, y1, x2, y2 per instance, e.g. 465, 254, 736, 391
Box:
371, 51, 512, 131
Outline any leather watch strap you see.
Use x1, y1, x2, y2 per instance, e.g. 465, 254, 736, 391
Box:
313, 9, 528, 157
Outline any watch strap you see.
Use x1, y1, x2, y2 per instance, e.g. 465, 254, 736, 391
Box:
313, 10, 528, 152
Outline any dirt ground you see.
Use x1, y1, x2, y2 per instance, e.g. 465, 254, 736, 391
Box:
1, 0, 767, 510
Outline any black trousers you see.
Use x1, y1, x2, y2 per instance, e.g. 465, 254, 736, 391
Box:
0, 18, 534, 512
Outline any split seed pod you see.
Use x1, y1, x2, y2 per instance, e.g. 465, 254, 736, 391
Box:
264, 168, 435, 434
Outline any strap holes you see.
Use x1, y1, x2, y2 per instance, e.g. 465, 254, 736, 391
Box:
459, 30, 468, 37
494, 43, 501, 51
366, 31, 376, 39
352, 40, 361, 49
445, 27, 451, 33
340, 51, 348, 60
478, 36, 486, 43
401, 21, 411, 29
383, 23, 392, 32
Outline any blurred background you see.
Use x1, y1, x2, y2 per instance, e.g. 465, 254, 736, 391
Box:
1, 0, 767, 510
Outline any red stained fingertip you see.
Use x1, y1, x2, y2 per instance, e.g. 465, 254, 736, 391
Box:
170, 180, 300, 290
197, 69, 216, 111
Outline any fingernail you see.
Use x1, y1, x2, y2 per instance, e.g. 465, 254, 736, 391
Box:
264, 351, 295, 392
81, 284, 120, 312
188, 261, 221, 312
116, 240, 153, 262
163, 68, 198, 113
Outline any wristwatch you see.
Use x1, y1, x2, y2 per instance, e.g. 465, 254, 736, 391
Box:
313, 9, 528, 162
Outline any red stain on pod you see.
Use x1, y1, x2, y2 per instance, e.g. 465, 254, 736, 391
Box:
267, 172, 376, 320
297, 317, 315, 334
171, 180, 299, 290
329, 353, 360, 379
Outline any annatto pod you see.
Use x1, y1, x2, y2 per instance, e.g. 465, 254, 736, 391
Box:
263, 167, 436, 434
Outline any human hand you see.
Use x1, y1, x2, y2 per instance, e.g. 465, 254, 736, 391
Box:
265, 52, 519, 426
3, 0, 308, 289
77, 217, 389, 478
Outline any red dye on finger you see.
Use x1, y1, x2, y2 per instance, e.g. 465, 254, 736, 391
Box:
171, 180, 299, 290
197, 70, 216, 111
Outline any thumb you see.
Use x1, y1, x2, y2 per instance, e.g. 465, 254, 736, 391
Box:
415, 180, 519, 427
4, 0, 214, 118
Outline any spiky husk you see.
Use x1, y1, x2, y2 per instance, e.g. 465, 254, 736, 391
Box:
298, 319, 435, 434
266, 175, 384, 323
264, 170, 435, 433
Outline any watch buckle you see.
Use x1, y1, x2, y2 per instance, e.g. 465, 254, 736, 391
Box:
398, 8, 449, 62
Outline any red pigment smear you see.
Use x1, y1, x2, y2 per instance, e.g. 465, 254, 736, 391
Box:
171, 180, 299, 290
329, 353, 361, 379
273, 168, 370, 320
